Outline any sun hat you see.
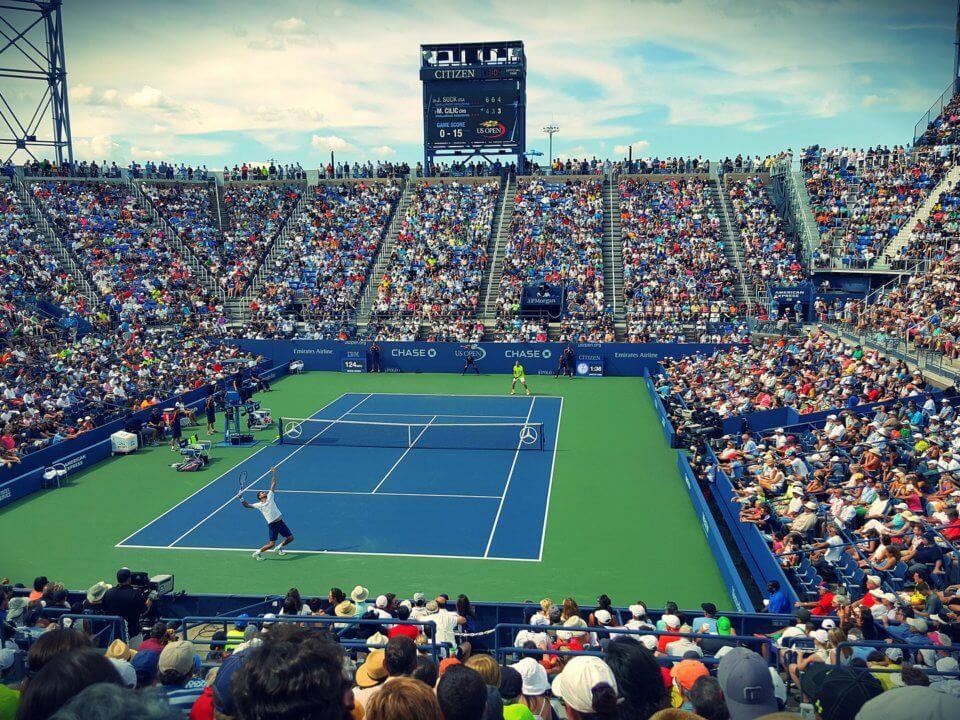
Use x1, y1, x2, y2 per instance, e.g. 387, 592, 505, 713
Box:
334, 600, 356, 617
351, 585, 369, 603
86, 581, 111, 604
355, 649, 387, 688
551, 656, 618, 714
510, 656, 550, 695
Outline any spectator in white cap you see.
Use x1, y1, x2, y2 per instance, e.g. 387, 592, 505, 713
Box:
665, 626, 703, 658
551, 655, 618, 719
515, 608, 550, 650
157, 640, 204, 713
625, 604, 653, 636
717, 647, 778, 720
932, 657, 960, 699
787, 628, 829, 689
510, 656, 551, 717
657, 614, 682, 654
373, 595, 392, 620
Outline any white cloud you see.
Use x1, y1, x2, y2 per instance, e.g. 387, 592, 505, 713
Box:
272, 17, 308, 34
370, 145, 396, 157
130, 146, 167, 160
126, 85, 180, 111
311, 134, 355, 153
72, 84, 121, 107
667, 100, 758, 127
247, 38, 286, 52
863, 95, 880, 107
73, 134, 119, 159
151, 124, 167, 134
613, 140, 651, 155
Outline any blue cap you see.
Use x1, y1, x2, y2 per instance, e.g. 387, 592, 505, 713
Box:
131, 650, 160, 686
234, 613, 249, 630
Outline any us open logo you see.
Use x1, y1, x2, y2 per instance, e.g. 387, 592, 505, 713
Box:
454, 344, 486, 361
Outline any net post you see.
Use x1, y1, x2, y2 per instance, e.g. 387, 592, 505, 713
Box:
278, 417, 284, 445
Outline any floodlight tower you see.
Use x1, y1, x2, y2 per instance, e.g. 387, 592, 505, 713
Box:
542, 124, 559, 171
0, 0, 73, 165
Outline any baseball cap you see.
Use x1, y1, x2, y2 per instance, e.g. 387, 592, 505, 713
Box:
0, 648, 16, 672
628, 603, 646, 618
662, 614, 681, 628
854, 685, 960, 720
671, 659, 709, 691
131, 649, 160, 687
717, 647, 778, 720
213, 649, 251, 714
594, 609, 612, 625
800, 663, 882, 720
551, 656, 618, 714
499, 665, 523, 699
511, 656, 550, 695
158, 640, 196, 676
717, 616, 732, 635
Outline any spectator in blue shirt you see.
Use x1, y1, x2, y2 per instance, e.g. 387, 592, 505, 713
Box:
765, 581, 791, 614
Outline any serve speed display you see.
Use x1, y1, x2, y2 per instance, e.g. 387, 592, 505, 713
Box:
425, 80, 519, 149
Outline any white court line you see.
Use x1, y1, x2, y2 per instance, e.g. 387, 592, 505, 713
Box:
262, 489, 502, 500
162, 393, 373, 548
537, 396, 563, 562
116, 543, 539, 563
114, 392, 349, 547
371, 415, 436, 494
483, 396, 536, 558
346, 412, 529, 419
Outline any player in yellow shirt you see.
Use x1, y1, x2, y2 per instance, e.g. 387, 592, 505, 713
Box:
511, 361, 531, 396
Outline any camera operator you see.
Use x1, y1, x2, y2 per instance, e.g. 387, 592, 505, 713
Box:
102, 568, 156, 648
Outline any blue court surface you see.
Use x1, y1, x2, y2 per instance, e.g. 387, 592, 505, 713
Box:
118, 393, 562, 561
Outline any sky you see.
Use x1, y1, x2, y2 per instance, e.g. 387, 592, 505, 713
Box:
2, 0, 957, 165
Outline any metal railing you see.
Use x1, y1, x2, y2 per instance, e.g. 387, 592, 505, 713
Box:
163, 614, 445, 660
914, 79, 958, 144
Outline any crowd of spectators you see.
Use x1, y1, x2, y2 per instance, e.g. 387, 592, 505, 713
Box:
2, 574, 959, 720
252, 182, 401, 338
895, 185, 960, 269
361, 317, 420, 342
32, 181, 213, 326
917, 94, 960, 147
322, 160, 411, 180
139, 183, 223, 275
493, 318, 548, 343
658, 330, 929, 420
220, 183, 302, 296
0, 323, 250, 466
620, 177, 740, 343
129, 163, 213, 181
20, 159, 122, 179
372, 181, 495, 340
496, 179, 605, 330
1, 184, 94, 331
222, 162, 307, 182
803, 146, 948, 268
727, 176, 805, 290
830, 267, 960, 362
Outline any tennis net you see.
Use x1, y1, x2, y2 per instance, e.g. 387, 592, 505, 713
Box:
278, 417, 545, 451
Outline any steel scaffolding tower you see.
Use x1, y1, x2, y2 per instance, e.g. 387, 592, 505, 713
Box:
0, 0, 72, 164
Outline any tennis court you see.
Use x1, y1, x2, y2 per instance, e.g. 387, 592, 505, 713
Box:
117, 392, 562, 561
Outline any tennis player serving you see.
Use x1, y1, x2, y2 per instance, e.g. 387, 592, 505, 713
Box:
510, 360, 531, 396
239, 467, 295, 560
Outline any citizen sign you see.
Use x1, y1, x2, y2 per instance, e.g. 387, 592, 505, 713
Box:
391, 348, 437, 358
505, 349, 551, 359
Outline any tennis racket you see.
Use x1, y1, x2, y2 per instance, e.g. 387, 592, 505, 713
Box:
237, 470, 248, 496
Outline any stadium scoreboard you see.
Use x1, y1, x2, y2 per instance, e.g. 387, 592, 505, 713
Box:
425, 80, 520, 148
421, 42, 526, 171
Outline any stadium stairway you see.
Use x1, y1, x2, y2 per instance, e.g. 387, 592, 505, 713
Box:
356, 178, 414, 330
10, 174, 102, 310
133, 180, 223, 299
710, 174, 756, 314
883, 163, 960, 265
602, 177, 623, 322
480, 175, 514, 334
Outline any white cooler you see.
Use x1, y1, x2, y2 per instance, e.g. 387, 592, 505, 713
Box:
110, 431, 138, 455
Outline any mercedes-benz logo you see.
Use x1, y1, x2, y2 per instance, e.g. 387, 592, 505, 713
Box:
519, 425, 539, 445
